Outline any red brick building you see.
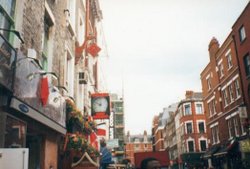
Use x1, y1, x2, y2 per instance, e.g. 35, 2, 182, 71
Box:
177, 91, 208, 168
232, 2, 250, 124
200, 4, 250, 166
152, 114, 165, 151
125, 131, 153, 165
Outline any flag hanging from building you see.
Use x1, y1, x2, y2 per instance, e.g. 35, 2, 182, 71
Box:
87, 43, 101, 57
40, 77, 49, 106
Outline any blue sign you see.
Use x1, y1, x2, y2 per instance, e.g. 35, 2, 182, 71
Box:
18, 104, 29, 113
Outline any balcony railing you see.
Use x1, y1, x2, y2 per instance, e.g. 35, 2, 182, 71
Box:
0, 34, 16, 91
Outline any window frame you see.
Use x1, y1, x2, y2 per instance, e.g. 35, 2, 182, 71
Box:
222, 89, 229, 107
234, 79, 241, 99
219, 63, 224, 78
244, 54, 250, 77
187, 139, 194, 152
239, 25, 246, 42
185, 121, 193, 134
226, 52, 233, 70
199, 139, 207, 152
211, 125, 219, 144
195, 102, 203, 114
183, 103, 192, 116
197, 120, 206, 133
0, 0, 16, 42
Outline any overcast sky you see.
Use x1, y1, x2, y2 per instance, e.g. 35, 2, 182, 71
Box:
98, 0, 249, 135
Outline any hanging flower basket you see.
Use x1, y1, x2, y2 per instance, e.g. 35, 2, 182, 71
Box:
65, 133, 100, 158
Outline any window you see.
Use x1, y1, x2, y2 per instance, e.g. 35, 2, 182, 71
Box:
200, 140, 207, 152
208, 99, 216, 116
228, 117, 240, 138
207, 78, 211, 90
198, 121, 205, 133
239, 26, 246, 42
234, 80, 241, 98
4, 115, 26, 148
233, 117, 240, 136
244, 54, 250, 77
223, 89, 229, 106
184, 104, 191, 115
196, 103, 203, 114
219, 63, 224, 78
211, 125, 219, 144
229, 84, 234, 102
187, 140, 194, 152
226, 53, 233, 69
42, 6, 54, 71
186, 122, 193, 134
0, 0, 16, 41
65, 50, 74, 95
67, 0, 76, 35
228, 119, 234, 138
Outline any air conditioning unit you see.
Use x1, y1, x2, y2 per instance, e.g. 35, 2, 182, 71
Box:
79, 71, 88, 84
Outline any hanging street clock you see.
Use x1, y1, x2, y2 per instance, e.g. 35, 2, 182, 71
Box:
91, 93, 110, 119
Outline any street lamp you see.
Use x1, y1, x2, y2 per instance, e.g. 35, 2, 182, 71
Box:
0, 28, 24, 43
15, 56, 42, 69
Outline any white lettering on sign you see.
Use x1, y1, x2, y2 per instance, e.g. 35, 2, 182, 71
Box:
109, 111, 114, 139
110, 112, 114, 127
109, 128, 114, 139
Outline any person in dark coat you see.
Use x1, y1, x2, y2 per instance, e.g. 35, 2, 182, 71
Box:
100, 139, 112, 169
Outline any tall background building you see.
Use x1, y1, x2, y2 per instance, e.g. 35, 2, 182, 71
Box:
109, 93, 125, 163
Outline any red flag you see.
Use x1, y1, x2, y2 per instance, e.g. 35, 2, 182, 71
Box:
86, 43, 101, 57
96, 129, 106, 136
40, 77, 49, 106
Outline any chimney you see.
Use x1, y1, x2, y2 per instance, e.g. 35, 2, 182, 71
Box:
208, 37, 220, 61
185, 90, 194, 99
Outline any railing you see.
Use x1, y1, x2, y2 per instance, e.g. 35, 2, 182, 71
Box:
0, 34, 16, 91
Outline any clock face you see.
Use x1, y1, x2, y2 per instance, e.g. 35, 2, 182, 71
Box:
92, 97, 108, 112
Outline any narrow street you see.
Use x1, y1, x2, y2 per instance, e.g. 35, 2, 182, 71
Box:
0, 1, 250, 169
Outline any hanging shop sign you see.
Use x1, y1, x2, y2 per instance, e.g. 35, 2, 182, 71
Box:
240, 139, 250, 152
86, 43, 101, 57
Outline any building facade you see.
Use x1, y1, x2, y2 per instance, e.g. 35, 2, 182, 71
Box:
200, 3, 250, 166
109, 93, 125, 163
175, 91, 207, 169
125, 131, 153, 165
152, 114, 165, 151
0, 0, 104, 168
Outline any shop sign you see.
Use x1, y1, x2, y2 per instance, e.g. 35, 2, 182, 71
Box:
18, 104, 29, 113
109, 111, 114, 139
240, 139, 250, 152
107, 139, 119, 149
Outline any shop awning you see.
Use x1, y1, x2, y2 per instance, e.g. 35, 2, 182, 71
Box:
181, 152, 204, 163
214, 138, 238, 157
203, 145, 220, 159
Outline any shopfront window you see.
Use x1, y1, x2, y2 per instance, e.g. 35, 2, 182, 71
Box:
4, 115, 26, 148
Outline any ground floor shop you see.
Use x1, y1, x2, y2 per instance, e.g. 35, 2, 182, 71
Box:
203, 137, 250, 169
0, 93, 66, 169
